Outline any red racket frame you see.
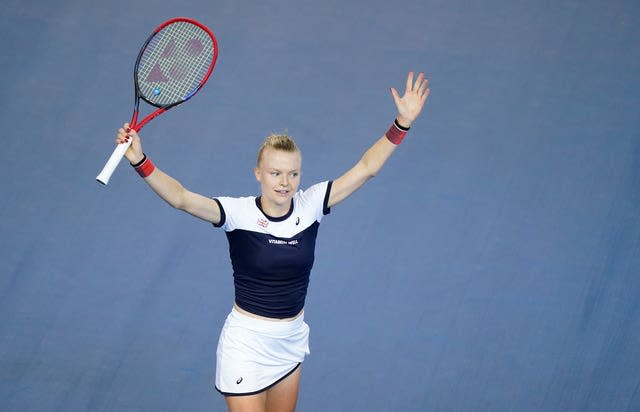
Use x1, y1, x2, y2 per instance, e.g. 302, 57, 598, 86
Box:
130, 17, 218, 131
96, 17, 218, 185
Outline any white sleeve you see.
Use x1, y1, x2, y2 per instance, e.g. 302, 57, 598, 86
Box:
212, 196, 250, 231
298, 180, 333, 222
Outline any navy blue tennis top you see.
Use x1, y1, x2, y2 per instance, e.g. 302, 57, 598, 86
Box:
213, 181, 332, 319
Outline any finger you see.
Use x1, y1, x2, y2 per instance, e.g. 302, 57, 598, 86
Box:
413, 72, 425, 92
418, 78, 429, 96
420, 86, 430, 104
390, 87, 401, 106
405, 71, 414, 94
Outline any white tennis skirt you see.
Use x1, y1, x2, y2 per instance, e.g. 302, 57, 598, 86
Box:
215, 307, 310, 396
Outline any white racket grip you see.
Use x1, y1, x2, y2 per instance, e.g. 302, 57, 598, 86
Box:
96, 139, 133, 185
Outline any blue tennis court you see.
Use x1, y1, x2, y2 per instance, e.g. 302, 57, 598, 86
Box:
1, 1, 639, 410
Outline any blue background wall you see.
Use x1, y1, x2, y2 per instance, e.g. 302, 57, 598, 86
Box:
1, 0, 639, 410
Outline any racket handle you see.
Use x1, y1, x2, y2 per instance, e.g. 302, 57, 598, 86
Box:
96, 139, 133, 185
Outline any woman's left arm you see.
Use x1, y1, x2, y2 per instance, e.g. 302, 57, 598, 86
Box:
328, 71, 430, 208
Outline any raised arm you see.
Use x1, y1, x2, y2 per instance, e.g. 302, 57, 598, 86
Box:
117, 124, 222, 224
328, 71, 430, 208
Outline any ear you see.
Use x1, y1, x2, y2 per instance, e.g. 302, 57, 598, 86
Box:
254, 166, 261, 183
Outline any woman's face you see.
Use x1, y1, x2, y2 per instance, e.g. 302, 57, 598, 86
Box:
254, 147, 302, 214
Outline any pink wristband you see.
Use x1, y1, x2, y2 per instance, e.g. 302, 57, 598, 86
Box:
385, 119, 410, 145
132, 154, 155, 178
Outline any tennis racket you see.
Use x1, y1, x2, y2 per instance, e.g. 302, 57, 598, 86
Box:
96, 17, 218, 185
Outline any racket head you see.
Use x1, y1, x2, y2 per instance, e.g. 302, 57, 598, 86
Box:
134, 17, 218, 110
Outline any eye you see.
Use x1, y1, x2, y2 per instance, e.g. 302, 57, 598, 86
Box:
270, 171, 280, 176
290, 172, 299, 178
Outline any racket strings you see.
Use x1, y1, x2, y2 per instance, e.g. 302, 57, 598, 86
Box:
137, 21, 215, 106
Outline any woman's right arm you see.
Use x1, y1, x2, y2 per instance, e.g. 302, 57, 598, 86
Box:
117, 123, 222, 224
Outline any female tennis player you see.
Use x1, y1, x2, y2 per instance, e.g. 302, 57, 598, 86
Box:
116, 71, 429, 412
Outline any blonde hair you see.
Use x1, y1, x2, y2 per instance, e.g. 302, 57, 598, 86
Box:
256, 133, 300, 166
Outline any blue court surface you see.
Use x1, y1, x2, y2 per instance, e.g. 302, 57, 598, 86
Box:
1, 1, 639, 411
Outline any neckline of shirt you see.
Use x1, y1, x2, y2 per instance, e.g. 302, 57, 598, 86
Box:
255, 196, 294, 222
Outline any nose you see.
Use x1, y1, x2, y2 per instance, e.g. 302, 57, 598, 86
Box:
279, 174, 289, 187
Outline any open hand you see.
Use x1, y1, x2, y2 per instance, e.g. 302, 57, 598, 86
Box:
390, 72, 430, 128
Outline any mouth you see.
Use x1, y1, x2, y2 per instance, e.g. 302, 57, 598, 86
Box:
275, 189, 290, 197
